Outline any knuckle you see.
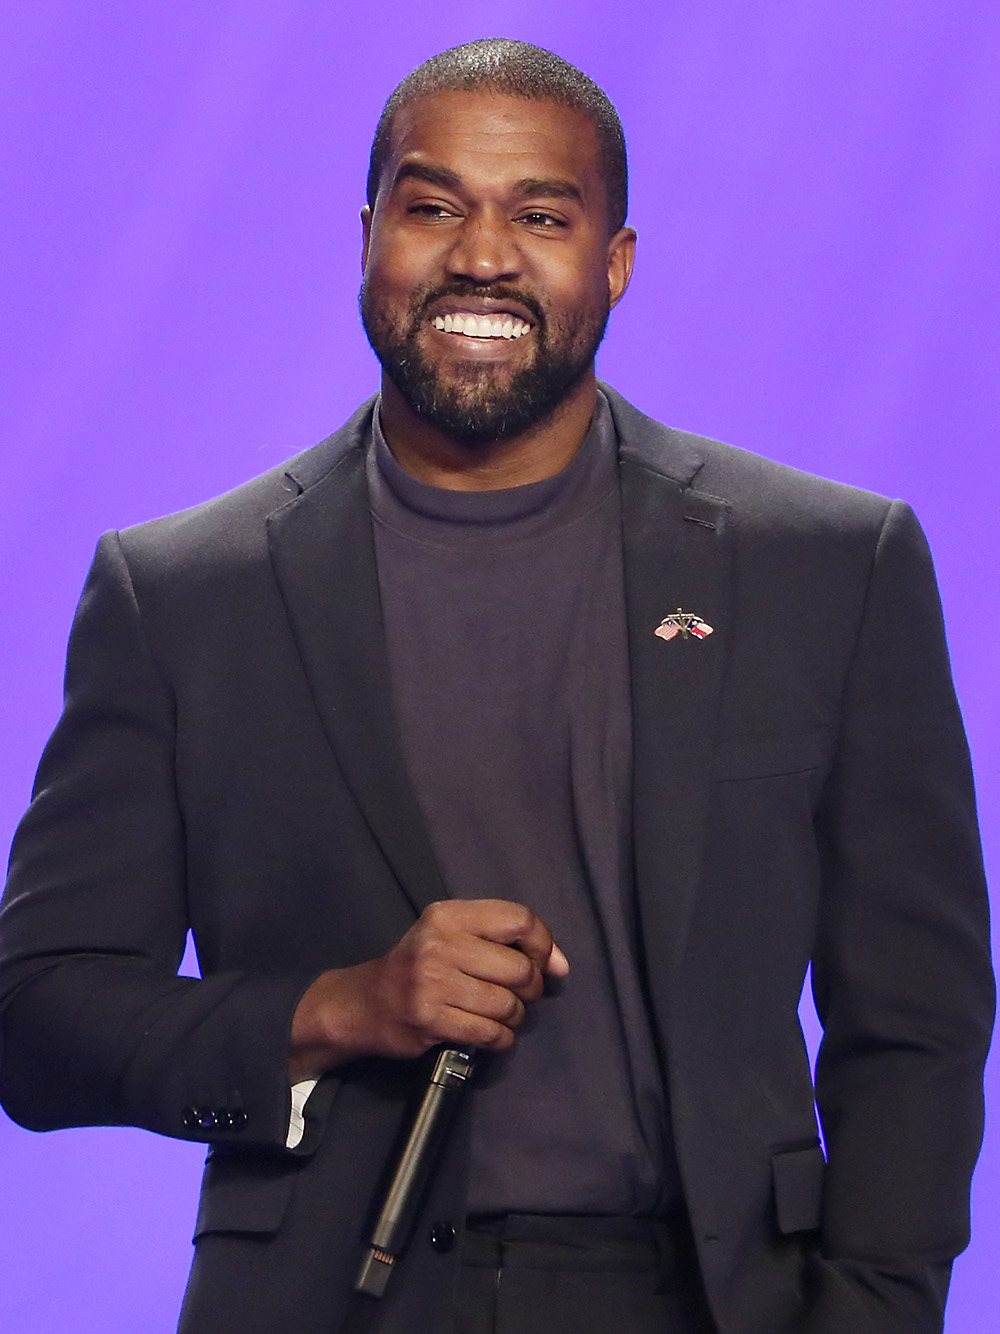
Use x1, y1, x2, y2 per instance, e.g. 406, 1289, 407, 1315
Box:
522, 971, 543, 1002
513, 904, 536, 933
422, 900, 450, 929
512, 954, 535, 989
484, 1019, 514, 1050
412, 929, 447, 966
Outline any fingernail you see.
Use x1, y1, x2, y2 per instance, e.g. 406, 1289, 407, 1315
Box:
550, 945, 570, 975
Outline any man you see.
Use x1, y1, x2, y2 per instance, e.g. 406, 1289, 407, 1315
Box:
0, 38, 992, 1334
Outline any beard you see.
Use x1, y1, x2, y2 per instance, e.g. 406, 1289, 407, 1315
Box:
360, 278, 610, 444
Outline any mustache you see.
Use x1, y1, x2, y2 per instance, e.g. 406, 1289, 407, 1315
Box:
412, 282, 546, 330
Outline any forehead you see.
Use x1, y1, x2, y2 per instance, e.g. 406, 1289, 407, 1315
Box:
381, 91, 605, 203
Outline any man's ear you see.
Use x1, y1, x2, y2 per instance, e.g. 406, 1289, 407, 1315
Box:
607, 227, 636, 309
360, 205, 372, 272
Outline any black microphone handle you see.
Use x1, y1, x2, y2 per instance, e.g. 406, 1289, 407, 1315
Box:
355, 1046, 475, 1298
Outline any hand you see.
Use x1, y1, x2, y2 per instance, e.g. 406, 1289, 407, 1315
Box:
288, 899, 569, 1081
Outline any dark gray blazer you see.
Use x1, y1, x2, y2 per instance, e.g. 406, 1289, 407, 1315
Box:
0, 386, 992, 1333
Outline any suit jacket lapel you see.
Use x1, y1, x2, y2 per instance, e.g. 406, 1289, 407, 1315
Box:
609, 388, 734, 1037
266, 414, 446, 918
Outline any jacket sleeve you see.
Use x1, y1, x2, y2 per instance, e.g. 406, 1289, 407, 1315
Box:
0, 532, 321, 1152
805, 500, 994, 1332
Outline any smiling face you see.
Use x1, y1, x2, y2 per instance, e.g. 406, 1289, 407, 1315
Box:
360, 91, 634, 446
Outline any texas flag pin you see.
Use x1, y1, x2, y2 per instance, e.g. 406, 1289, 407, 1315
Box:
654, 609, 714, 641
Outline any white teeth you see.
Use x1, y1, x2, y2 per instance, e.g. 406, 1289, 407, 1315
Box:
431, 312, 531, 339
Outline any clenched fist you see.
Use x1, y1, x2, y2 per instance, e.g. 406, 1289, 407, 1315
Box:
288, 899, 569, 1081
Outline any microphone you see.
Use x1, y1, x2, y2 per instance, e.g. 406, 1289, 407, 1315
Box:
355, 1046, 476, 1298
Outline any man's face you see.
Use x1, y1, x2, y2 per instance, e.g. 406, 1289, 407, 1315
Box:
360, 91, 634, 443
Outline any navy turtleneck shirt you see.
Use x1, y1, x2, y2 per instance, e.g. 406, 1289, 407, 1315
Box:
366, 393, 679, 1217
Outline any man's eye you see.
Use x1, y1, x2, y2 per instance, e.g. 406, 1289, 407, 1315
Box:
408, 203, 454, 218
518, 212, 565, 228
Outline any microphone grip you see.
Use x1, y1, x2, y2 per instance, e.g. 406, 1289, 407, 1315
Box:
355, 1046, 475, 1298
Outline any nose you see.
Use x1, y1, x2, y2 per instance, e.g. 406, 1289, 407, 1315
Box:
445, 210, 521, 284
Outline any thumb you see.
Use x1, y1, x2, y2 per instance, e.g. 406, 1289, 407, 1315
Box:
545, 942, 570, 977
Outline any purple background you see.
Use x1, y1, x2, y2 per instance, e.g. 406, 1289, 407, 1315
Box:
1, 3, 996, 1327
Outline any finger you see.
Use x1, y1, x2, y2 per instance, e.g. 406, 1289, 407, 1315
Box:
499, 909, 567, 978
445, 974, 527, 1030
417, 900, 567, 989
444, 935, 545, 1003
438, 1006, 517, 1051
451, 900, 559, 967
545, 942, 570, 977
402, 998, 517, 1052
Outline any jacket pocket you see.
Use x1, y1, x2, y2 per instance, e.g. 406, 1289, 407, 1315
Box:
713, 728, 831, 781
771, 1144, 826, 1234
192, 1149, 299, 1240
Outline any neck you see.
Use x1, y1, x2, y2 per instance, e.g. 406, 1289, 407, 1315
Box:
377, 372, 598, 491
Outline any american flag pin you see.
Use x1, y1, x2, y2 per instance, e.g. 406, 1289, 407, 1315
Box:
654, 609, 714, 641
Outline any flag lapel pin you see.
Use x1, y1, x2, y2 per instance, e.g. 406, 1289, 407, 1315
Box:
654, 609, 714, 641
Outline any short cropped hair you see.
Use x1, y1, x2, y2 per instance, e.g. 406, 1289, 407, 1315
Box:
366, 39, 628, 234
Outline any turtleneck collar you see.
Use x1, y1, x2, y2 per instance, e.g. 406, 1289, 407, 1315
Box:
367, 391, 619, 546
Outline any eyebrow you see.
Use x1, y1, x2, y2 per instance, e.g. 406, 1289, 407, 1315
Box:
514, 178, 584, 206
392, 162, 584, 207
393, 162, 463, 192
